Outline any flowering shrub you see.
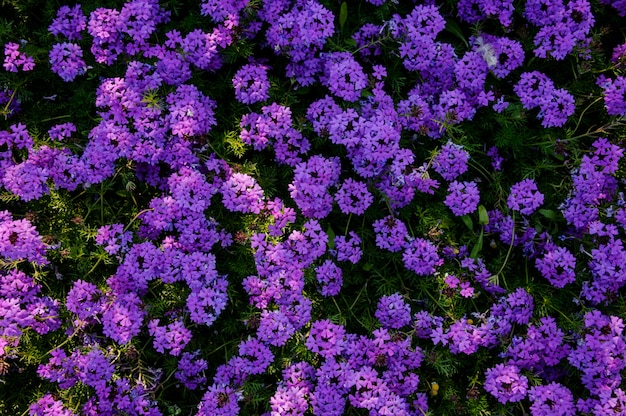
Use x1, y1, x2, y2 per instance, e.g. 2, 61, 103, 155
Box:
1, 1, 626, 415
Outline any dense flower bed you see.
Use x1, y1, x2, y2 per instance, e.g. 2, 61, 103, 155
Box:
1, 0, 626, 415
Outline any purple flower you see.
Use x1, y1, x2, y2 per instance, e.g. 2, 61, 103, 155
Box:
233, 63, 271, 104
197, 384, 242, 416
333, 231, 362, 264
175, 350, 208, 390
48, 122, 77, 141
87, 7, 124, 65
315, 259, 343, 296
238, 337, 275, 375
49, 4, 86, 40
372, 216, 409, 253
306, 319, 346, 359
288, 155, 341, 219
433, 141, 469, 181
484, 363, 528, 404
0, 211, 48, 264
528, 383, 576, 415
95, 223, 132, 255
166, 84, 217, 138
507, 179, 544, 215
2, 160, 49, 202
334, 178, 373, 215
0, 123, 32, 150
444, 180, 480, 216
257, 309, 295, 347
402, 238, 442, 276
66, 280, 104, 320
3, 42, 35, 72
29, 394, 75, 416
375, 293, 411, 329
186, 275, 229, 327
457, 0, 514, 26
221, 172, 265, 214
102, 293, 146, 344
270, 384, 309, 415
49, 42, 87, 82
535, 244, 576, 288
600, 75, 626, 116
321, 52, 368, 102
148, 319, 192, 356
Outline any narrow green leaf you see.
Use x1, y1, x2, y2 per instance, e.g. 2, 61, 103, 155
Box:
339, 2, 348, 32
478, 205, 489, 225
326, 226, 336, 250
461, 215, 473, 230
444, 20, 468, 48
470, 229, 483, 258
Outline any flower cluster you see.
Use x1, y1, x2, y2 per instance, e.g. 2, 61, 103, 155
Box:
232, 63, 271, 104
49, 42, 87, 82
507, 178, 544, 215
4, 0, 626, 415
3, 42, 35, 72
514, 71, 575, 127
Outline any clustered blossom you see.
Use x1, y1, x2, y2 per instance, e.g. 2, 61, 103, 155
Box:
48, 122, 77, 141
333, 231, 362, 264
289, 155, 341, 218
334, 178, 373, 215
402, 238, 442, 276
484, 363, 528, 403
372, 216, 409, 252
166, 84, 217, 138
535, 243, 576, 288
599, 75, 626, 116
148, 319, 193, 356
560, 137, 623, 231
48, 4, 86, 40
568, 311, 626, 397
432, 142, 469, 181
444, 180, 480, 216
220, 172, 265, 214
507, 178, 544, 215
49, 42, 87, 82
375, 293, 412, 329
525, 0, 594, 60
514, 71, 575, 127
0, 211, 48, 264
232, 63, 271, 104
528, 383, 576, 416
3, 42, 35, 72
175, 351, 208, 390
95, 223, 132, 255
5, 1, 626, 415
315, 259, 343, 296
321, 52, 368, 102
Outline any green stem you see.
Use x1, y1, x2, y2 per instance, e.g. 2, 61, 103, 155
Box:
569, 96, 603, 139
492, 213, 515, 286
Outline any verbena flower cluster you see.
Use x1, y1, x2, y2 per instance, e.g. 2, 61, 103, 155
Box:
1, 0, 626, 415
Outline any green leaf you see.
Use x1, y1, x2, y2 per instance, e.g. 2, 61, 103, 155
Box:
339, 2, 348, 32
478, 205, 489, 225
362, 263, 372, 271
538, 209, 556, 219
470, 228, 483, 258
344, 38, 357, 48
326, 225, 336, 250
461, 215, 473, 230
444, 20, 468, 48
